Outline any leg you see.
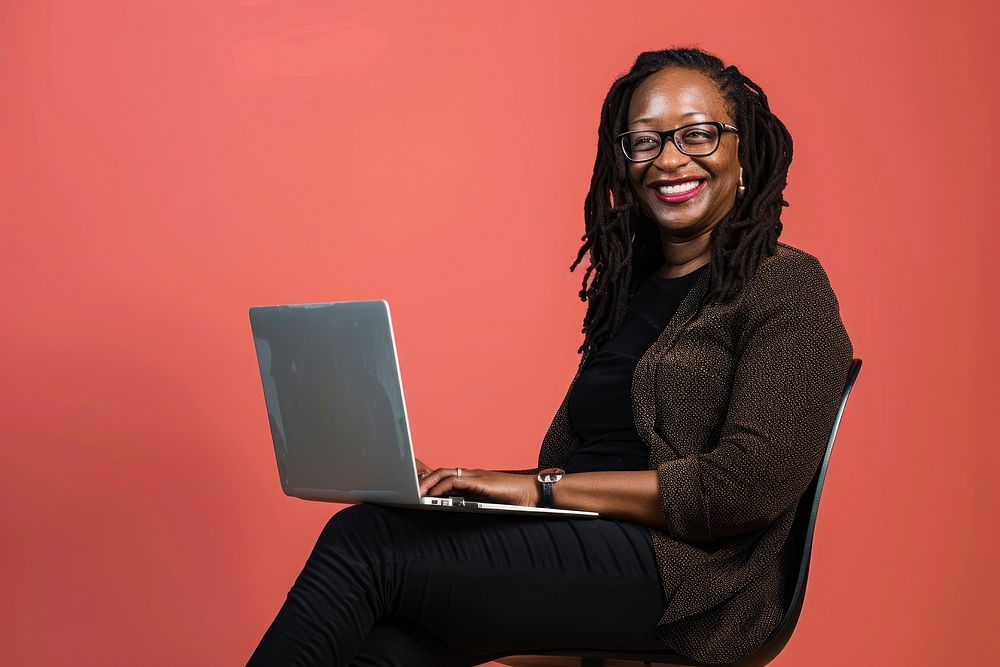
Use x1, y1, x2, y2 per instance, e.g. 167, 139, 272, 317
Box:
249, 503, 405, 666
348, 617, 492, 667
348, 617, 446, 667
249, 503, 668, 666
385, 508, 668, 660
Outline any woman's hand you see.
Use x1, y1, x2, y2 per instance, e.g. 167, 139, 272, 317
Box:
414, 457, 432, 477
418, 466, 540, 507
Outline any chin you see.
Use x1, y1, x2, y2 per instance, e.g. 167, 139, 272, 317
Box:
652, 214, 705, 232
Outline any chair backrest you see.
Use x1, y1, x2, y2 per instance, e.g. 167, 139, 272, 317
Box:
743, 357, 863, 667
496, 358, 864, 667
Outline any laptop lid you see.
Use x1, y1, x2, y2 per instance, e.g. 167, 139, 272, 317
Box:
249, 300, 422, 504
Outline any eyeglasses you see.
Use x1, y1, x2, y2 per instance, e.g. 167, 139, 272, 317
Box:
617, 121, 739, 162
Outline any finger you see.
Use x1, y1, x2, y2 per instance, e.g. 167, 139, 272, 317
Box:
420, 467, 476, 496
419, 468, 453, 496
425, 468, 472, 497
425, 478, 448, 498
427, 475, 467, 498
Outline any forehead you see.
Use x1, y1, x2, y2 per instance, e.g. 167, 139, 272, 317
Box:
627, 67, 731, 126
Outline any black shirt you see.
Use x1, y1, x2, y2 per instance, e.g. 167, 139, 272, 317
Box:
564, 264, 707, 473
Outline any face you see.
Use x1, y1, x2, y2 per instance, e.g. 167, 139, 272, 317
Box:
624, 67, 741, 241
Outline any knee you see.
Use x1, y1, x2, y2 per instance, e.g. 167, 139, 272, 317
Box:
320, 502, 381, 537
317, 503, 395, 556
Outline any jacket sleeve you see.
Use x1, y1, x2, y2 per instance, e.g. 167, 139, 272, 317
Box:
655, 253, 853, 541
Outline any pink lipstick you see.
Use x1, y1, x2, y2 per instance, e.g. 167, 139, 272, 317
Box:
651, 179, 707, 203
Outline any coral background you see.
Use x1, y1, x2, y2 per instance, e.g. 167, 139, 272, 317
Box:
1, 1, 997, 664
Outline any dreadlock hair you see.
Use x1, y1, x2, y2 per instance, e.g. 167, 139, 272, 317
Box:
570, 46, 793, 363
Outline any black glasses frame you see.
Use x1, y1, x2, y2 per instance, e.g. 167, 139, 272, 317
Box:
616, 121, 740, 162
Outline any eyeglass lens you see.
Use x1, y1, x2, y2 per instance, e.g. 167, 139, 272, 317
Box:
622, 124, 721, 160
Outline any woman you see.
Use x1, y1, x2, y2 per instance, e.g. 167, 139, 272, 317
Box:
249, 47, 853, 666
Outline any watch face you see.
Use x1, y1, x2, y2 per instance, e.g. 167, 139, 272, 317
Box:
537, 467, 565, 483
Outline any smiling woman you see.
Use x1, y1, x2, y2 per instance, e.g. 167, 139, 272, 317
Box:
623, 70, 744, 251
248, 46, 852, 667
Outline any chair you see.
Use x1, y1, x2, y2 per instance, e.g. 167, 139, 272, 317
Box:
496, 358, 863, 667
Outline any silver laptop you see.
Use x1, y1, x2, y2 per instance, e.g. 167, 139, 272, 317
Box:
248, 299, 598, 518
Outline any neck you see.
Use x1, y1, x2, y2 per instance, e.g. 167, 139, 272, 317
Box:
657, 229, 712, 278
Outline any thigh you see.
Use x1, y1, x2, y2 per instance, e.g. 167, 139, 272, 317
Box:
349, 617, 461, 667
355, 504, 668, 658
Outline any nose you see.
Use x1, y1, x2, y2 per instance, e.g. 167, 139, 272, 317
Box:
652, 139, 691, 172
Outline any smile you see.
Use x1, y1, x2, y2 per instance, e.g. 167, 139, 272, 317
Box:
651, 180, 707, 203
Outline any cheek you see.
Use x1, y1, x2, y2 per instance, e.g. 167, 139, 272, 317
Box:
719, 147, 741, 185
710, 157, 740, 194
626, 165, 643, 188
625, 168, 646, 205
717, 167, 738, 192
712, 176, 738, 208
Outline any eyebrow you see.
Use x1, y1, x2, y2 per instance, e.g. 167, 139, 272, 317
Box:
630, 111, 709, 124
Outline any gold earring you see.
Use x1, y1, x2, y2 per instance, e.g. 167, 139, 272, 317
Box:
737, 167, 746, 197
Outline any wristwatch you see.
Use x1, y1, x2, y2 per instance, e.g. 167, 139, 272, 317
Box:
536, 468, 566, 508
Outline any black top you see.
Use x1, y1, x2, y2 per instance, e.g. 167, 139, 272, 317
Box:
564, 264, 707, 473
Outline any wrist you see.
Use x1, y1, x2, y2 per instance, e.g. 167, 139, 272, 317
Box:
530, 479, 542, 508
536, 468, 566, 508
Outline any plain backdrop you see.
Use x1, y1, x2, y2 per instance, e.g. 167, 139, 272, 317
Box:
1, 1, 998, 665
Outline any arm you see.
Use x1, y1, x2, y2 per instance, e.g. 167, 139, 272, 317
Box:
655, 253, 853, 541
420, 465, 668, 529
488, 466, 541, 475
428, 255, 850, 536
545, 470, 668, 529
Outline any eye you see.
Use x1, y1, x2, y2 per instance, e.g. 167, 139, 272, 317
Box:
622, 132, 662, 160
625, 134, 661, 153
678, 125, 720, 147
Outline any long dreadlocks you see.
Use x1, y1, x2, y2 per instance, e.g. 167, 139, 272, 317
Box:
570, 47, 794, 363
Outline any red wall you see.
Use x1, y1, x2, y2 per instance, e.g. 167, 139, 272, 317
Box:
1, 1, 997, 664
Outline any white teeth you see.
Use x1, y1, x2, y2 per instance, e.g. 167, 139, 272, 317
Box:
657, 180, 701, 195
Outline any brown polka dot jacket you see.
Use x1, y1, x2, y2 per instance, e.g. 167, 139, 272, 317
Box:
497, 241, 854, 664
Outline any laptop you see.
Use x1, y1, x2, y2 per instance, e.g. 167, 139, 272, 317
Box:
248, 299, 598, 518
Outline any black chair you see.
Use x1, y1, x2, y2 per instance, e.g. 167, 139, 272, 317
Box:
496, 358, 863, 667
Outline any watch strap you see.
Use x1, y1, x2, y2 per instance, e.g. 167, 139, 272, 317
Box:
541, 480, 554, 508
536, 468, 565, 509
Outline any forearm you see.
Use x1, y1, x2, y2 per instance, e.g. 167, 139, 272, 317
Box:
546, 470, 667, 531
490, 466, 541, 475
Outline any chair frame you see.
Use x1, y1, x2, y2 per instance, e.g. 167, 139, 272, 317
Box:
497, 358, 864, 667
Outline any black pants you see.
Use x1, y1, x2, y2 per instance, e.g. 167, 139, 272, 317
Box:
248, 503, 670, 666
